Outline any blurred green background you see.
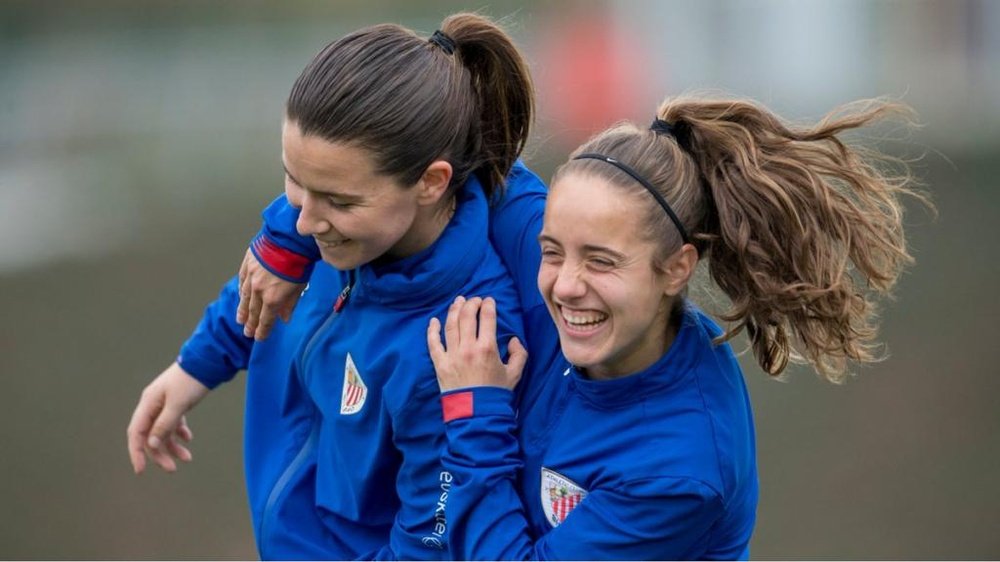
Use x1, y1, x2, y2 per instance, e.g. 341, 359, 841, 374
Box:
1, 0, 998, 558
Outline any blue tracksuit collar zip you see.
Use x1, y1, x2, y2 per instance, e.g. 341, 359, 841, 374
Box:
355, 177, 489, 308
568, 301, 705, 409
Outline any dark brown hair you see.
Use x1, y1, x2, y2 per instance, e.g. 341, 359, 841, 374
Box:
286, 13, 533, 198
553, 96, 932, 382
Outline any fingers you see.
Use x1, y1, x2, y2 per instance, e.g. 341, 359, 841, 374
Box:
255, 305, 277, 341
165, 435, 193, 463
128, 365, 207, 475
504, 336, 529, 386
128, 412, 195, 475
146, 441, 178, 473
238, 247, 307, 335
443, 296, 464, 352
127, 399, 156, 475
236, 279, 251, 327
176, 416, 193, 443
238, 252, 248, 288
458, 297, 482, 348
146, 404, 185, 471
145, 410, 198, 473
148, 403, 183, 448
169, 417, 194, 463
237, 250, 253, 325
426, 317, 446, 375
244, 290, 263, 338
478, 297, 497, 347
431, 296, 522, 391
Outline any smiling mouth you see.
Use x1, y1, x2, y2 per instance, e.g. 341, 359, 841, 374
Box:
317, 238, 350, 249
559, 306, 609, 331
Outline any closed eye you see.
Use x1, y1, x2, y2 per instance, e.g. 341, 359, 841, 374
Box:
588, 257, 616, 270
540, 247, 563, 263
327, 196, 354, 209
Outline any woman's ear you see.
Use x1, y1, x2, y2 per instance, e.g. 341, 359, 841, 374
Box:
661, 243, 699, 296
415, 160, 453, 206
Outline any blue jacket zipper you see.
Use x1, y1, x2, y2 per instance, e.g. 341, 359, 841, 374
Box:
258, 270, 355, 557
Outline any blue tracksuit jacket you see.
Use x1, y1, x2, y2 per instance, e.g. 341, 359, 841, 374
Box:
250, 160, 561, 415
176, 176, 523, 560
243, 161, 759, 559
440, 303, 758, 560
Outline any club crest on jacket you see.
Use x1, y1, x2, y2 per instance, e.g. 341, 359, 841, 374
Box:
541, 467, 587, 527
340, 352, 368, 415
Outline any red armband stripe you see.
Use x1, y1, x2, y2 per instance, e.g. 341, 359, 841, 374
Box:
441, 391, 474, 422
252, 236, 312, 280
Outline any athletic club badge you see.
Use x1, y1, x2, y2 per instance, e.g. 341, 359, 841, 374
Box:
340, 353, 368, 415
541, 467, 587, 527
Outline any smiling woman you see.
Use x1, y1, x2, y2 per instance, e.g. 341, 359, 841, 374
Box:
279, 124, 455, 269
537, 173, 684, 381
125, 12, 542, 561
427, 94, 931, 560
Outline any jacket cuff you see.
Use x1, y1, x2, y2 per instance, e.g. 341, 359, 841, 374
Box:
440, 387, 515, 423
250, 232, 315, 283
176, 351, 238, 390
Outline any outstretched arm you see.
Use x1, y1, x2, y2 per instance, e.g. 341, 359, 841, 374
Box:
127, 276, 252, 473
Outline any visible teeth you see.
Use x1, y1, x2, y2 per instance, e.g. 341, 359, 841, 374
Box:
562, 310, 607, 327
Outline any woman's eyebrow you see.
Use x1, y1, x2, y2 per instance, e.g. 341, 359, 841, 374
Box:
539, 234, 626, 259
281, 162, 363, 201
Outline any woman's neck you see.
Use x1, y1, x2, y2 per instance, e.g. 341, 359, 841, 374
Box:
384, 194, 457, 260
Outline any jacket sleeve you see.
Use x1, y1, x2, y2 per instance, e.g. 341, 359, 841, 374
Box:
488, 160, 547, 316
488, 161, 561, 410
440, 388, 726, 561
373, 375, 451, 561
248, 194, 320, 283
372, 309, 524, 561
176, 276, 254, 389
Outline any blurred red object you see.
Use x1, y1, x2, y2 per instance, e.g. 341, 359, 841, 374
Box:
536, 11, 652, 148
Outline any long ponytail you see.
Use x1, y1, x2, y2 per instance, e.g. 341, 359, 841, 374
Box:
556, 96, 931, 381
442, 13, 534, 196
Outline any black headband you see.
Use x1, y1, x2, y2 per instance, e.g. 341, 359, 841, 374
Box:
573, 152, 691, 244
428, 30, 456, 55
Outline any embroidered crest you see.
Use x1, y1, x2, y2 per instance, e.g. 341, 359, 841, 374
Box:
340, 353, 368, 415
540, 467, 587, 527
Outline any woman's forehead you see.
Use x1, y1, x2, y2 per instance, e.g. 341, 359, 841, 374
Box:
545, 173, 650, 245
281, 122, 386, 195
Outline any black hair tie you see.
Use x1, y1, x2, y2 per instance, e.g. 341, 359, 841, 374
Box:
650, 118, 675, 136
650, 116, 714, 234
429, 30, 456, 55
650, 116, 697, 155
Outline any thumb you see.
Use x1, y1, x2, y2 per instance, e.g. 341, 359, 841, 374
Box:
504, 336, 528, 385
148, 405, 184, 450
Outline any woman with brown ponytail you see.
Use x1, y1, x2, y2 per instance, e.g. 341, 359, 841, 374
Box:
428, 96, 928, 559
125, 13, 545, 560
